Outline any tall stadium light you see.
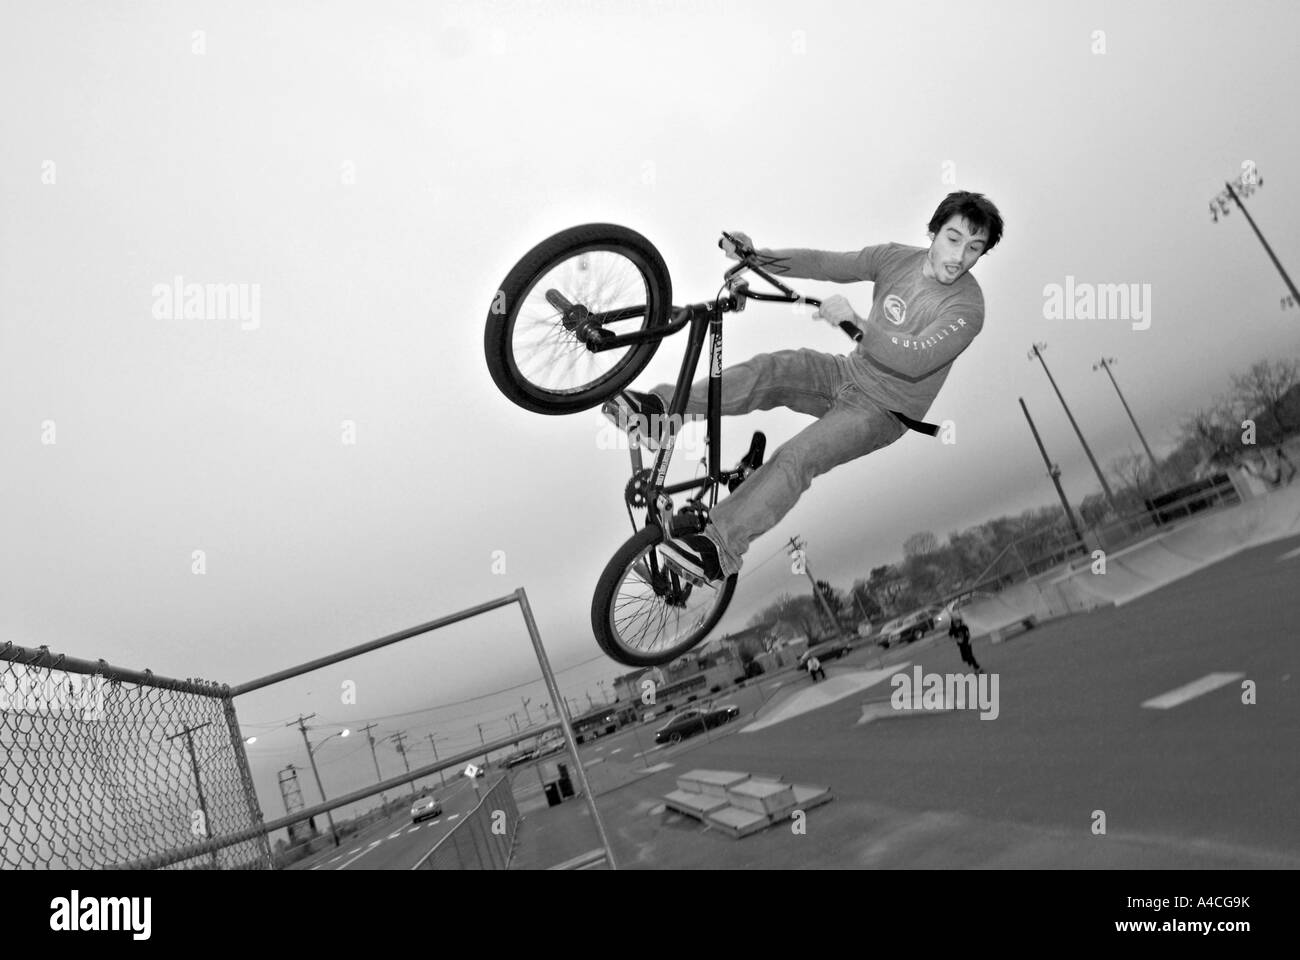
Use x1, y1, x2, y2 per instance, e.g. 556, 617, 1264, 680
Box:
1208, 164, 1300, 310
1028, 342, 1119, 514
1092, 356, 1167, 489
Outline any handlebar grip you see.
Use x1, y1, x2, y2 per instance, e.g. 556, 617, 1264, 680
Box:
718, 231, 754, 258
840, 321, 864, 342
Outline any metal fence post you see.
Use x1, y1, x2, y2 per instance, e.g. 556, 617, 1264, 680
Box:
515, 588, 618, 870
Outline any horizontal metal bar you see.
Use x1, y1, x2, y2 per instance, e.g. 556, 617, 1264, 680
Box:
229, 593, 521, 697
587, 307, 695, 352
0, 641, 229, 697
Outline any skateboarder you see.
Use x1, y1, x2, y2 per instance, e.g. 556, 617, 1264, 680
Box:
949, 617, 982, 674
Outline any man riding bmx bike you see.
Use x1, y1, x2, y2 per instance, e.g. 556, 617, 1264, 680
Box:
604, 190, 1005, 583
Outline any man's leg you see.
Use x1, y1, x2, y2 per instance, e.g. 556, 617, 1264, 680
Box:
703, 392, 907, 576
648, 348, 847, 422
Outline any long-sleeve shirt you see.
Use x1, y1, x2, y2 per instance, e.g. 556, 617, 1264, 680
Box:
753, 243, 985, 420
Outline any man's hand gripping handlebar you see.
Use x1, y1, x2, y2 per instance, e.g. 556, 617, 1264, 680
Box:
717, 231, 864, 342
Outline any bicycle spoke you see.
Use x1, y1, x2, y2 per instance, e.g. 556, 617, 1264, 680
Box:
607, 541, 727, 659
508, 248, 653, 397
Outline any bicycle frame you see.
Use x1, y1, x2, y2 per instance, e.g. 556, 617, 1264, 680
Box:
579, 254, 825, 529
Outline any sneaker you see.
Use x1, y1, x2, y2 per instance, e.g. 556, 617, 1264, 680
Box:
601, 389, 668, 451
658, 526, 725, 584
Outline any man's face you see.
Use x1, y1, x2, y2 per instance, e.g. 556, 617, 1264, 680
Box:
925, 215, 988, 285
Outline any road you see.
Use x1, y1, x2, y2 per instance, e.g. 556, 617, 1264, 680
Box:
290, 778, 481, 870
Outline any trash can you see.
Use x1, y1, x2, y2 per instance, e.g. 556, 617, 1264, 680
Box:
544, 782, 562, 807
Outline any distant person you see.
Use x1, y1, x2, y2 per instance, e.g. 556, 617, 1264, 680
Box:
949, 617, 982, 674
806, 655, 826, 683
1272, 444, 1296, 485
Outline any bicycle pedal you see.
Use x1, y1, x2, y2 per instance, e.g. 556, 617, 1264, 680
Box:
659, 552, 708, 588
728, 431, 766, 492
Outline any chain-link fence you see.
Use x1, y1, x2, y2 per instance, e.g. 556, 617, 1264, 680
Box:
0, 642, 271, 870
4, 588, 615, 871
412, 774, 520, 870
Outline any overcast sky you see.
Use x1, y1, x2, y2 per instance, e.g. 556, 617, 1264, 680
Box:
3, 0, 1298, 819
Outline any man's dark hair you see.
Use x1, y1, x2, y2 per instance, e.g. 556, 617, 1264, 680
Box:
927, 191, 1004, 253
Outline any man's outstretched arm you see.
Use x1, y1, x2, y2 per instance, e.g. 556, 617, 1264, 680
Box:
753, 245, 883, 283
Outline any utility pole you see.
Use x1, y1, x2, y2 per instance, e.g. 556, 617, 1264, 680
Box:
787, 536, 846, 640
388, 731, 417, 798
586, 692, 596, 711
289, 714, 339, 847
166, 721, 218, 868
475, 722, 491, 765
1029, 342, 1119, 514
1209, 164, 1299, 307
1019, 397, 1085, 546
357, 722, 387, 808
1093, 357, 1166, 488
425, 734, 446, 788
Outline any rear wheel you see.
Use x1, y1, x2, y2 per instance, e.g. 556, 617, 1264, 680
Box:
485, 223, 673, 415
591, 525, 737, 667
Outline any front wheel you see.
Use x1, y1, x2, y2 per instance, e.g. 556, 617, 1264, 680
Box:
485, 223, 673, 415
591, 525, 737, 667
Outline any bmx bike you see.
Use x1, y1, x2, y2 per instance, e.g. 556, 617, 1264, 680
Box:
484, 224, 863, 667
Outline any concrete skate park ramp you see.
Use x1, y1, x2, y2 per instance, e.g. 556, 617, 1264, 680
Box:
960, 483, 1300, 638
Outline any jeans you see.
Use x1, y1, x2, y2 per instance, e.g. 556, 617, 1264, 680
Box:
650, 348, 908, 576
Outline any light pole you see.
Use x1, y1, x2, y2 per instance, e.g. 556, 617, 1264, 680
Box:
288, 715, 350, 847
1208, 164, 1300, 308
1029, 343, 1119, 514
1019, 397, 1085, 546
1093, 357, 1166, 488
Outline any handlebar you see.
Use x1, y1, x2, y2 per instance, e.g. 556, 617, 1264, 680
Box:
718, 232, 863, 342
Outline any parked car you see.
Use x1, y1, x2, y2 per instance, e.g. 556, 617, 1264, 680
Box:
797, 638, 854, 668
504, 747, 539, 769
536, 738, 566, 758
876, 609, 936, 648
654, 704, 740, 745
410, 794, 443, 823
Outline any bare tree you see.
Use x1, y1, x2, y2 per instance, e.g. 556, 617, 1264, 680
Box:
1178, 398, 1239, 454
902, 530, 939, 558
1230, 358, 1299, 441
1109, 449, 1159, 500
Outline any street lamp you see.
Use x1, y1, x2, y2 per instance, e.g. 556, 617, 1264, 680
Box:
288, 716, 351, 847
